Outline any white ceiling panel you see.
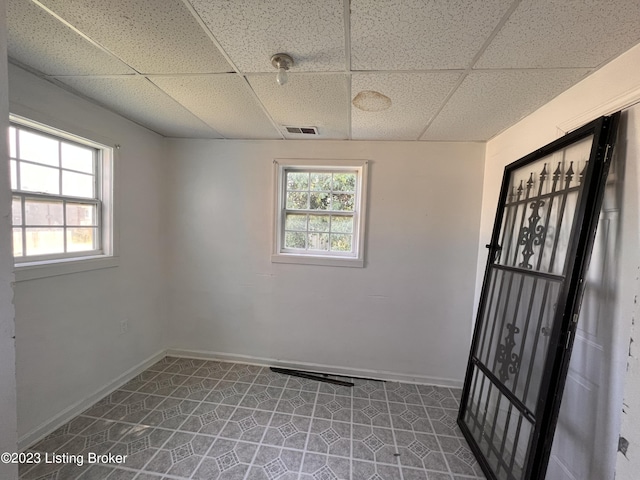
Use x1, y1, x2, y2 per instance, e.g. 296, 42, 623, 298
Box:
351, 72, 461, 140
38, 0, 233, 74
7, 0, 134, 76
248, 74, 349, 139
57, 76, 222, 138
476, 0, 640, 69
351, 0, 513, 70
151, 75, 281, 139
422, 69, 590, 141
189, 0, 346, 72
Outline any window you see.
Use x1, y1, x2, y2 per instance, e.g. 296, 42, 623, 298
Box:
272, 159, 368, 267
9, 117, 114, 269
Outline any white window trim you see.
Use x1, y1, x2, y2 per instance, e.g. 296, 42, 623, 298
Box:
10, 114, 118, 282
271, 158, 368, 268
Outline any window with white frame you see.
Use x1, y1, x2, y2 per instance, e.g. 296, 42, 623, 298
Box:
272, 160, 368, 267
9, 118, 113, 265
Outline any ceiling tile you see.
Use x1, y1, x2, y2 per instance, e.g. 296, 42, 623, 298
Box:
422, 69, 590, 141
247, 74, 349, 139
38, 0, 232, 74
57, 76, 222, 138
151, 75, 281, 139
7, 0, 134, 76
351, 72, 461, 140
189, 0, 345, 72
476, 0, 640, 68
351, 0, 513, 70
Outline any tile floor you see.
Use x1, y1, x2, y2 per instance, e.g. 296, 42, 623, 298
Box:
19, 357, 486, 480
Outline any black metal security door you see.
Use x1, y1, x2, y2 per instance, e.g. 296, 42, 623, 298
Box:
458, 113, 620, 480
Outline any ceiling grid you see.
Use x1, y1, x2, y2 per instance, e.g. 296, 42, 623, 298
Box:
6, 0, 640, 141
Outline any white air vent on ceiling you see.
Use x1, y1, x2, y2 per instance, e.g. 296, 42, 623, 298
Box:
284, 126, 319, 135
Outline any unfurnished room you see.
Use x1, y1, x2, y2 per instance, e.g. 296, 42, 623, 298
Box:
1, 1, 640, 480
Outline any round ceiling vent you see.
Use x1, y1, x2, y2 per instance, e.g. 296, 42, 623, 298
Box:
352, 90, 392, 112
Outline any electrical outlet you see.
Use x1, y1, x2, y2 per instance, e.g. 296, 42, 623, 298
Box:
119, 319, 129, 335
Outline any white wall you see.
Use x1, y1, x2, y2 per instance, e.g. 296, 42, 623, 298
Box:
165, 139, 485, 384
479, 44, 640, 479
8, 65, 169, 444
0, 0, 19, 478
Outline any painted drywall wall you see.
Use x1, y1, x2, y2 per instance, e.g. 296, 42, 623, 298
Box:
8, 64, 169, 442
479, 44, 640, 480
0, 1, 19, 478
165, 139, 485, 384
615, 104, 640, 479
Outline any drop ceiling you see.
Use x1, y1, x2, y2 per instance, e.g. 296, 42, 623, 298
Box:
6, 0, 640, 141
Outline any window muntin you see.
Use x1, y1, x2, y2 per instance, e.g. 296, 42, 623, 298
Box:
9, 123, 103, 262
273, 160, 368, 267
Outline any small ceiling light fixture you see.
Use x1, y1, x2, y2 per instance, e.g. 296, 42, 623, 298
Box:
352, 90, 392, 112
271, 53, 294, 86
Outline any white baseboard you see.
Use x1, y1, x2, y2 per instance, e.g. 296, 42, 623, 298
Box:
18, 349, 166, 451
166, 348, 464, 388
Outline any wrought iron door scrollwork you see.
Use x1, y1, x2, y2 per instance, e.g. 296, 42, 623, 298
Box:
496, 323, 521, 383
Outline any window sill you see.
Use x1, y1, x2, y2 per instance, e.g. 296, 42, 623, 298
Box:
271, 253, 364, 268
14, 255, 119, 282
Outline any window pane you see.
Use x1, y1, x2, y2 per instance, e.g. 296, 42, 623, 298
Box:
20, 162, 60, 194
10, 160, 17, 189
333, 173, 356, 192
285, 231, 306, 249
285, 213, 307, 231
62, 171, 94, 198
12, 197, 22, 225
308, 233, 329, 251
13, 229, 23, 257
25, 199, 64, 226
310, 173, 331, 191
287, 172, 309, 191
62, 143, 94, 173
331, 216, 353, 233
9, 127, 16, 158
66, 203, 96, 226
286, 191, 308, 210
309, 215, 329, 232
331, 234, 352, 252
332, 193, 354, 211
25, 227, 64, 255
67, 228, 96, 252
310, 192, 330, 210
19, 129, 59, 166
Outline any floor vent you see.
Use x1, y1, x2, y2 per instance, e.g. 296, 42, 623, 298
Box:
284, 126, 319, 135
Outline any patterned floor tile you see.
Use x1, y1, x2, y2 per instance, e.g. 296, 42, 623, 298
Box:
204, 381, 251, 405
352, 399, 392, 428
301, 453, 351, 480
219, 407, 272, 442
352, 379, 387, 401
352, 424, 398, 465
246, 445, 303, 480
20, 357, 485, 480
385, 382, 423, 405
276, 389, 318, 417
389, 402, 433, 434
425, 407, 463, 438
192, 438, 258, 480
142, 432, 215, 478
239, 384, 284, 411
262, 413, 311, 450
306, 418, 350, 457
394, 430, 449, 473
179, 402, 235, 436
314, 394, 351, 423
352, 460, 402, 480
